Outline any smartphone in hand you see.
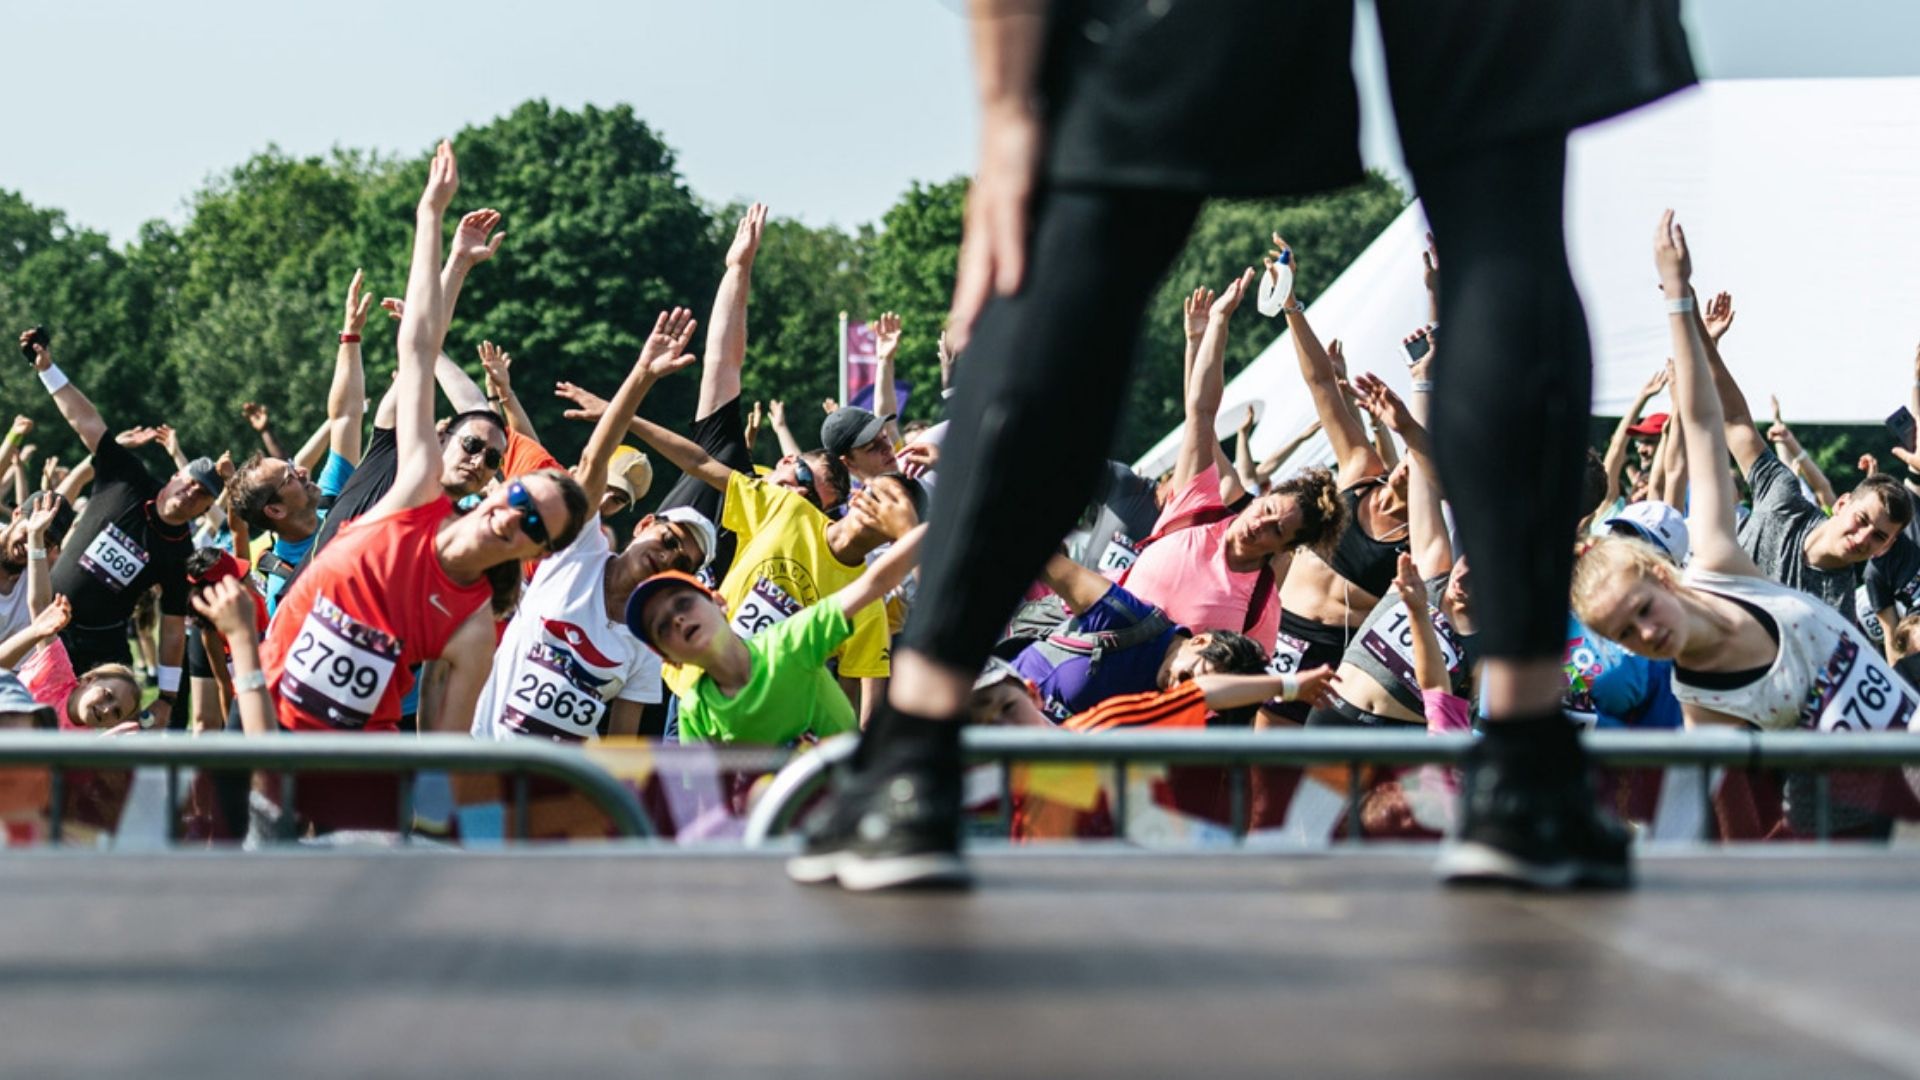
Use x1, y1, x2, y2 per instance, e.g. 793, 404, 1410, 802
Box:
19, 325, 49, 365
1402, 327, 1432, 365
1886, 406, 1916, 452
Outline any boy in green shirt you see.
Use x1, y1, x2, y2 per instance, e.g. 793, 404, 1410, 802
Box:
627, 524, 924, 745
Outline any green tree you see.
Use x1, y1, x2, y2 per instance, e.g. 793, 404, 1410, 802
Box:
863, 177, 966, 422
734, 212, 868, 462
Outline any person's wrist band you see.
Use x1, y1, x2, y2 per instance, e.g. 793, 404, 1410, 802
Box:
1793, 451, 1811, 466
339, 333, 361, 344
37, 364, 69, 394
157, 665, 183, 693
233, 669, 268, 693
27, 548, 46, 561
1278, 674, 1300, 700
1666, 296, 1696, 314
1411, 380, 1435, 394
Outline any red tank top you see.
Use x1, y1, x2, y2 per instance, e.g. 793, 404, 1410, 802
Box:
262, 496, 492, 732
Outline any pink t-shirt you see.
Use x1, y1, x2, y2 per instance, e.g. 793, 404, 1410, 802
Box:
18, 640, 79, 731
1122, 465, 1279, 649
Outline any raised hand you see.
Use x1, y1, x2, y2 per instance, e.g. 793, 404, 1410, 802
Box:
115, 427, 162, 449
1289, 665, 1341, 709
1640, 366, 1670, 399
1420, 230, 1440, 300
1239, 405, 1257, 436
30, 594, 71, 639
1391, 551, 1426, 611
241, 402, 271, 432
1266, 233, 1298, 305
25, 494, 64, 541
420, 139, 459, 215
342, 268, 375, 334
8, 416, 33, 440
190, 577, 258, 640
1209, 268, 1256, 321
937, 329, 959, 390
1326, 338, 1350, 381
477, 341, 514, 397
1703, 290, 1736, 342
157, 424, 181, 458
553, 382, 610, 423
637, 307, 699, 378
215, 450, 235, 482
768, 399, 787, 429
1653, 209, 1691, 294
17, 443, 34, 466
450, 208, 505, 267
1349, 372, 1415, 435
1859, 453, 1880, 477
897, 440, 939, 478
726, 203, 768, 269
380, 297, 406, 323
851, 481, 919, 540
16, 330, 51, 372
40, 456, 62, 491
1767, 395, 1789, 442
873, 311, 903, 362
746, 401, 764, 446
1182, 286, 1214, 341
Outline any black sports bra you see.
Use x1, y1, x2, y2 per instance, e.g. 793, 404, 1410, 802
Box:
1327, 479, 1409, 598
1674, 595, 1780, 691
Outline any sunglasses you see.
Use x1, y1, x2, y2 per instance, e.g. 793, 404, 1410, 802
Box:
506, 481, 553, 551
791, 457, 824, 509
459, 434, 505, 471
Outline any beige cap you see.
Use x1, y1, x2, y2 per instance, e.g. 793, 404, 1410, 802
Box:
608, 446, 654, 505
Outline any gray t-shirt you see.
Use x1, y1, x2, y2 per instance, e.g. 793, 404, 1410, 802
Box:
1342, 574, 1475, 717
1735, 451, 1857, 619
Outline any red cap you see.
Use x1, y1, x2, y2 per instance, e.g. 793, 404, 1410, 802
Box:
1626, 412, 1669, 437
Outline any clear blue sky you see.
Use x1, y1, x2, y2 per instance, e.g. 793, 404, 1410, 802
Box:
6, 0, 1917, 244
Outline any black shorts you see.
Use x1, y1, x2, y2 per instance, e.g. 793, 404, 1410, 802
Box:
1266, 609, 1350, 723
1304, 693, 1418, 730
1041, 0, 1692, 194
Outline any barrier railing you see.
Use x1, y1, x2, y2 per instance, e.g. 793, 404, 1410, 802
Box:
0, 733, 654, 844
743, 729, 1920, 846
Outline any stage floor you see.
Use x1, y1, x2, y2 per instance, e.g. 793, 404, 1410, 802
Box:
0, 849, 1914, 1079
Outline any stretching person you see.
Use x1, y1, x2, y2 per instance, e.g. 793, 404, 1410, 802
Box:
261, 141, 588, 741
1574, 213, 1913, 738
797, 0, 1694, 891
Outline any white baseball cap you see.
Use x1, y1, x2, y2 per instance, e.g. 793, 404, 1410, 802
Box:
655, 506, 718, 571
1604, 500, 1690, 565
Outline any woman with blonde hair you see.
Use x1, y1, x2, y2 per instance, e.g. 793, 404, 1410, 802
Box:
1572, 212, 1911, 736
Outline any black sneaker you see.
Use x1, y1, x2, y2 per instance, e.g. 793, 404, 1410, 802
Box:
787, 761, 969, 892
1437, 739, 1633, 889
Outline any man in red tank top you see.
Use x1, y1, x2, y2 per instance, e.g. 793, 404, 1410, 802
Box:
259, 141, 589, 737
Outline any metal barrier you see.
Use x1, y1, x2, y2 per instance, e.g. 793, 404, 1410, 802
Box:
743, 729, 1920, 846
0, 732, 654, 843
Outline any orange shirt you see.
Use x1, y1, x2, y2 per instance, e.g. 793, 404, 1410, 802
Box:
1062, 680, 1209, 731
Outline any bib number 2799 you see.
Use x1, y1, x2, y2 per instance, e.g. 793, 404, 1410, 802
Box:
279, 595, 401, 729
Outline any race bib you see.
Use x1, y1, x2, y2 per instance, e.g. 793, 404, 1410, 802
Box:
1096, 532, 1142, 576
503, 642, 608, 741
278, 595, 401, 729
1803, 634, 1915, 733
1563, 634, 1603, 721
79, 524, 149, 592
1855, 585, 1886, 645
730, 577, 802, 639
1360, 603, 1463, 699
1268, 629, 1311, 675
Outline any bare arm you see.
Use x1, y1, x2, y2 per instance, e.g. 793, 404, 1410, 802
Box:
1189, 666, 1340, 711
371, 144, 465, 518
1040, 553, 1115, 616
57, 456, 92, 502
872, 311, 904, 447
0, 418, 29, 499
606, 699, 643, 739
624, 416, 737, 494
1767, 415, 1836, 511
1600, 368, 1670, 515
1354, 370, 1444, 575
21, 336, 108, 451
1255, 419, 1322, 483
1656, 212, 1756, 576
768, 400, 803, 459
832, 524, 926, 619
1390, 554, 1450, 693
477, 340, 538, 441
330, 269, 374, 465
1270, 236, 1380, 483
573, 310, 699, 513
697, 203, 766, 419
425, 608, 497, 733
1659, 406, 1691, 510
0, 596, 67, 670
1691, 292, 1768, 476
1175, 271, 1254, 492
289, 417, 332, 473
1233, 407, 1261, 494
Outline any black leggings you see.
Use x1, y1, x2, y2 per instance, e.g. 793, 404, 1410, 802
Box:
899, 187, 1201, 672
1410, 133, 1589, 660
902, 134, 1584, 676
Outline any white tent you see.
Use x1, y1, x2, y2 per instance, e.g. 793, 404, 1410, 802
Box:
1134, 78, 1920, 478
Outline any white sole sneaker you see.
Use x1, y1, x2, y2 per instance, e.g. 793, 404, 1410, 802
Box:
1437, 840, 1631, 890
787, 850, 970, 892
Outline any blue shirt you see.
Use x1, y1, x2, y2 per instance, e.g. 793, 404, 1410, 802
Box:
1013, 583, 1180, 722
264, 452, 356, 617
1564, 616, 1682, 730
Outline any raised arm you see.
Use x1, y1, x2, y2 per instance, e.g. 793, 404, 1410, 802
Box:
1657, 211, 1754, 575
872, 311, 905, 447
438, 207, 503, 338
240, 402, 289, 460
1040, 553, 1116, 616
768, 399, 803, 459
190, 579, 271, 737
1233, 406, 1261, 494
57, 456, 92, 502
832, 523, 927, 618
1391, 553, 1450, 693
1255, 418, 1322, 483
1353, 369, 1446, 576
373, 141, 461, 516
1270, 236, 1379, 483
1659, 406, 1690, 510
0, 417, 31, 501
23, 496, 64, 617
1598, 366, 1670, 515
20, 332, 107, 451
574, 309, 699, 512
1766, 401, 1837, 512
622, 416, 736, 495
1689, 287, 1767, 475
0, 594, 67, 670
329, 268, 374, 464
477, 340, 537, 441
1173, 270, 1254, 492
290, 415, 333, 474
697, 203, 766, 419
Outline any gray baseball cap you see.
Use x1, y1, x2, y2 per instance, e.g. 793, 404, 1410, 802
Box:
821, 407, 892, 458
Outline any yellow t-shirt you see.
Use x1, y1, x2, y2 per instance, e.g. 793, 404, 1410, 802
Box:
663, 472, 891, 695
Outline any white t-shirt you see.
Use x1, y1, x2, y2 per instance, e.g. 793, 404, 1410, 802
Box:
471, 514, 661, 742
1674, 567, 1914, 732
0, 573, 31, 646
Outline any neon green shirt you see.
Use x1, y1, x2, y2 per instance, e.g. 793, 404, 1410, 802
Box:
676, 595, 859, 745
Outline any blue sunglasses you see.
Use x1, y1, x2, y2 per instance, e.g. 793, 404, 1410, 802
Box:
506, 481, 553, 551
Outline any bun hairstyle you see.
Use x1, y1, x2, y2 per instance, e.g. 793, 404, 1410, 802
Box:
1892, 613, 1920, 658
1273, 468, 1347, 555
1570, 534, 1677, 628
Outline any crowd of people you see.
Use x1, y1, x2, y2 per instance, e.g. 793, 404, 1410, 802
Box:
2, 135, 1916, 848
